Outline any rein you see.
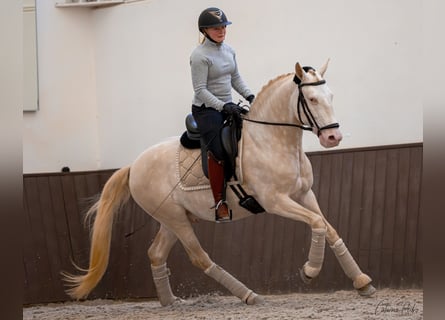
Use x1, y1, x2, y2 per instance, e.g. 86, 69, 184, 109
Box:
242, 72, 339, 136
242, 117, 313, 131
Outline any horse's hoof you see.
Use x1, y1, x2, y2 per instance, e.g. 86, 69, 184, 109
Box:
357, 284, 377, 297
246, 292, 265, 305
160, 296, 184, 307
173, 297, 185, 304
299, 268, 313, 285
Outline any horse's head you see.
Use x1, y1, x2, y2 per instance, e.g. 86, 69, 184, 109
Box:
293, 60, 343, 148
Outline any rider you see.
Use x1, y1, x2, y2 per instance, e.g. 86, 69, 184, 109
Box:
190, 7, 255, 222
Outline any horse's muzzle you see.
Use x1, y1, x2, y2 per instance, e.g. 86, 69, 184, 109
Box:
318, 127, 343, 148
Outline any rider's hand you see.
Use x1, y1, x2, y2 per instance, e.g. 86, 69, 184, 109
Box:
223, 102, 244, 115
246, 94, 255, 104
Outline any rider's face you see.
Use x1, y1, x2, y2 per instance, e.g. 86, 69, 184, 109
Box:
204, 26, 226, 43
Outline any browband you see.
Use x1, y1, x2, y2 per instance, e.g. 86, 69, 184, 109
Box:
293, 66, 316, 85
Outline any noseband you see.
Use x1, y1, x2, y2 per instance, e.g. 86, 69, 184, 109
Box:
243, 70, 340, 136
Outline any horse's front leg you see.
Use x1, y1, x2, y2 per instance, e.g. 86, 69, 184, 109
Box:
299, 190, 376, 296
263, 194, 329, 282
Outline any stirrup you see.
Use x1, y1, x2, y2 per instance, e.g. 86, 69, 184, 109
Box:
214, 200, 232, 222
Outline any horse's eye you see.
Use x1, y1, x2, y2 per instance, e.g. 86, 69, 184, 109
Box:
309, 97, 318, 104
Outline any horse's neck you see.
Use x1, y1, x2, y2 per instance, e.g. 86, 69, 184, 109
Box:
243, 75, 303, 156
250, 75, 294, 120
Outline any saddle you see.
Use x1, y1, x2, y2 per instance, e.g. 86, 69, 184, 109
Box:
180, 112, 241, 178
180, 113, 264, 214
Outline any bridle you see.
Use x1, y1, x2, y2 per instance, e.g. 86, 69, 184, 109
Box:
243, 70, 340, 136
294, 75, 340, 136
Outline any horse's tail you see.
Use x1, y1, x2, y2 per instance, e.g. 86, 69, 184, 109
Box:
62, 166, 131, 300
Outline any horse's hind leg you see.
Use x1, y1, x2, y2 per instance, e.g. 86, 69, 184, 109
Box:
204, 263, 264, 305
158, 207, 264, 305
182, 235, 264, 305
148, 225, 180, 306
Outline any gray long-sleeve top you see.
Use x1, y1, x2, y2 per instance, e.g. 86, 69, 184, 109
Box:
190, 38, 252, 111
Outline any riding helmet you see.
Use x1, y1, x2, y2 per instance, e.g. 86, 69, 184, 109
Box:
198, 7, 232, 32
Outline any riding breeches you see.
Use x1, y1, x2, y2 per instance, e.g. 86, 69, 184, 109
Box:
192, 104, 226, 161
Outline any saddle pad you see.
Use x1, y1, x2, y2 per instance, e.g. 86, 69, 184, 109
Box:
176, 145, 210, 191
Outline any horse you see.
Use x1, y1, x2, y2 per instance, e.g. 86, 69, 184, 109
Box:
63, 60, 376, 306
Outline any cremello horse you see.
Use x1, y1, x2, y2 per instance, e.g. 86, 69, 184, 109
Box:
64, 61, 376, 306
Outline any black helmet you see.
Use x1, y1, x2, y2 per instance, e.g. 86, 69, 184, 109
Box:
198, 7, 232, 32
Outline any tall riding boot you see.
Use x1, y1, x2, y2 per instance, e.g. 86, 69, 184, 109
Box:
207, 151, 231, 222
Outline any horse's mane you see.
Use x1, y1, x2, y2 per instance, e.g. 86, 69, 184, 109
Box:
254, 72, 293, 105
251, 72, 294, 110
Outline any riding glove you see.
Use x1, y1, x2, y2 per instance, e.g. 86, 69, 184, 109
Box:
223, 102, 244, 115
246, 94, 255, 104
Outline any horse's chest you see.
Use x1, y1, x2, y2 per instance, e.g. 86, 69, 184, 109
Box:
295, 162, 313, 193
295, 175, 312, 193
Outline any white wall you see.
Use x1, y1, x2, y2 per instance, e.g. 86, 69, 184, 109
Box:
23, 1, 100, 173
23, 0, 423, 173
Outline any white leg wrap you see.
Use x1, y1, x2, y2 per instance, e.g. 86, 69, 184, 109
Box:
330, 239, 371, 288
303, 228, 326, 278
151, 263, 177, 306
205, 263, 261, 305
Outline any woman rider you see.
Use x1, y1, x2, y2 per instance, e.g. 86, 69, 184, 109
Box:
190, 7, 254, 222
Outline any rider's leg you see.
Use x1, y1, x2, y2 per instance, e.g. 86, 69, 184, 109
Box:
207, 150, 230, 221
192, 105, 230, 222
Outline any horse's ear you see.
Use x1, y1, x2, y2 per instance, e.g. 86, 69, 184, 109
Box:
295, 62, 305, 81
318, 58, 330, 77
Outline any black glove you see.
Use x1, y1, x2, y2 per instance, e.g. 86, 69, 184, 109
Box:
246, 94, 255, 104
223, 102, 244, 115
